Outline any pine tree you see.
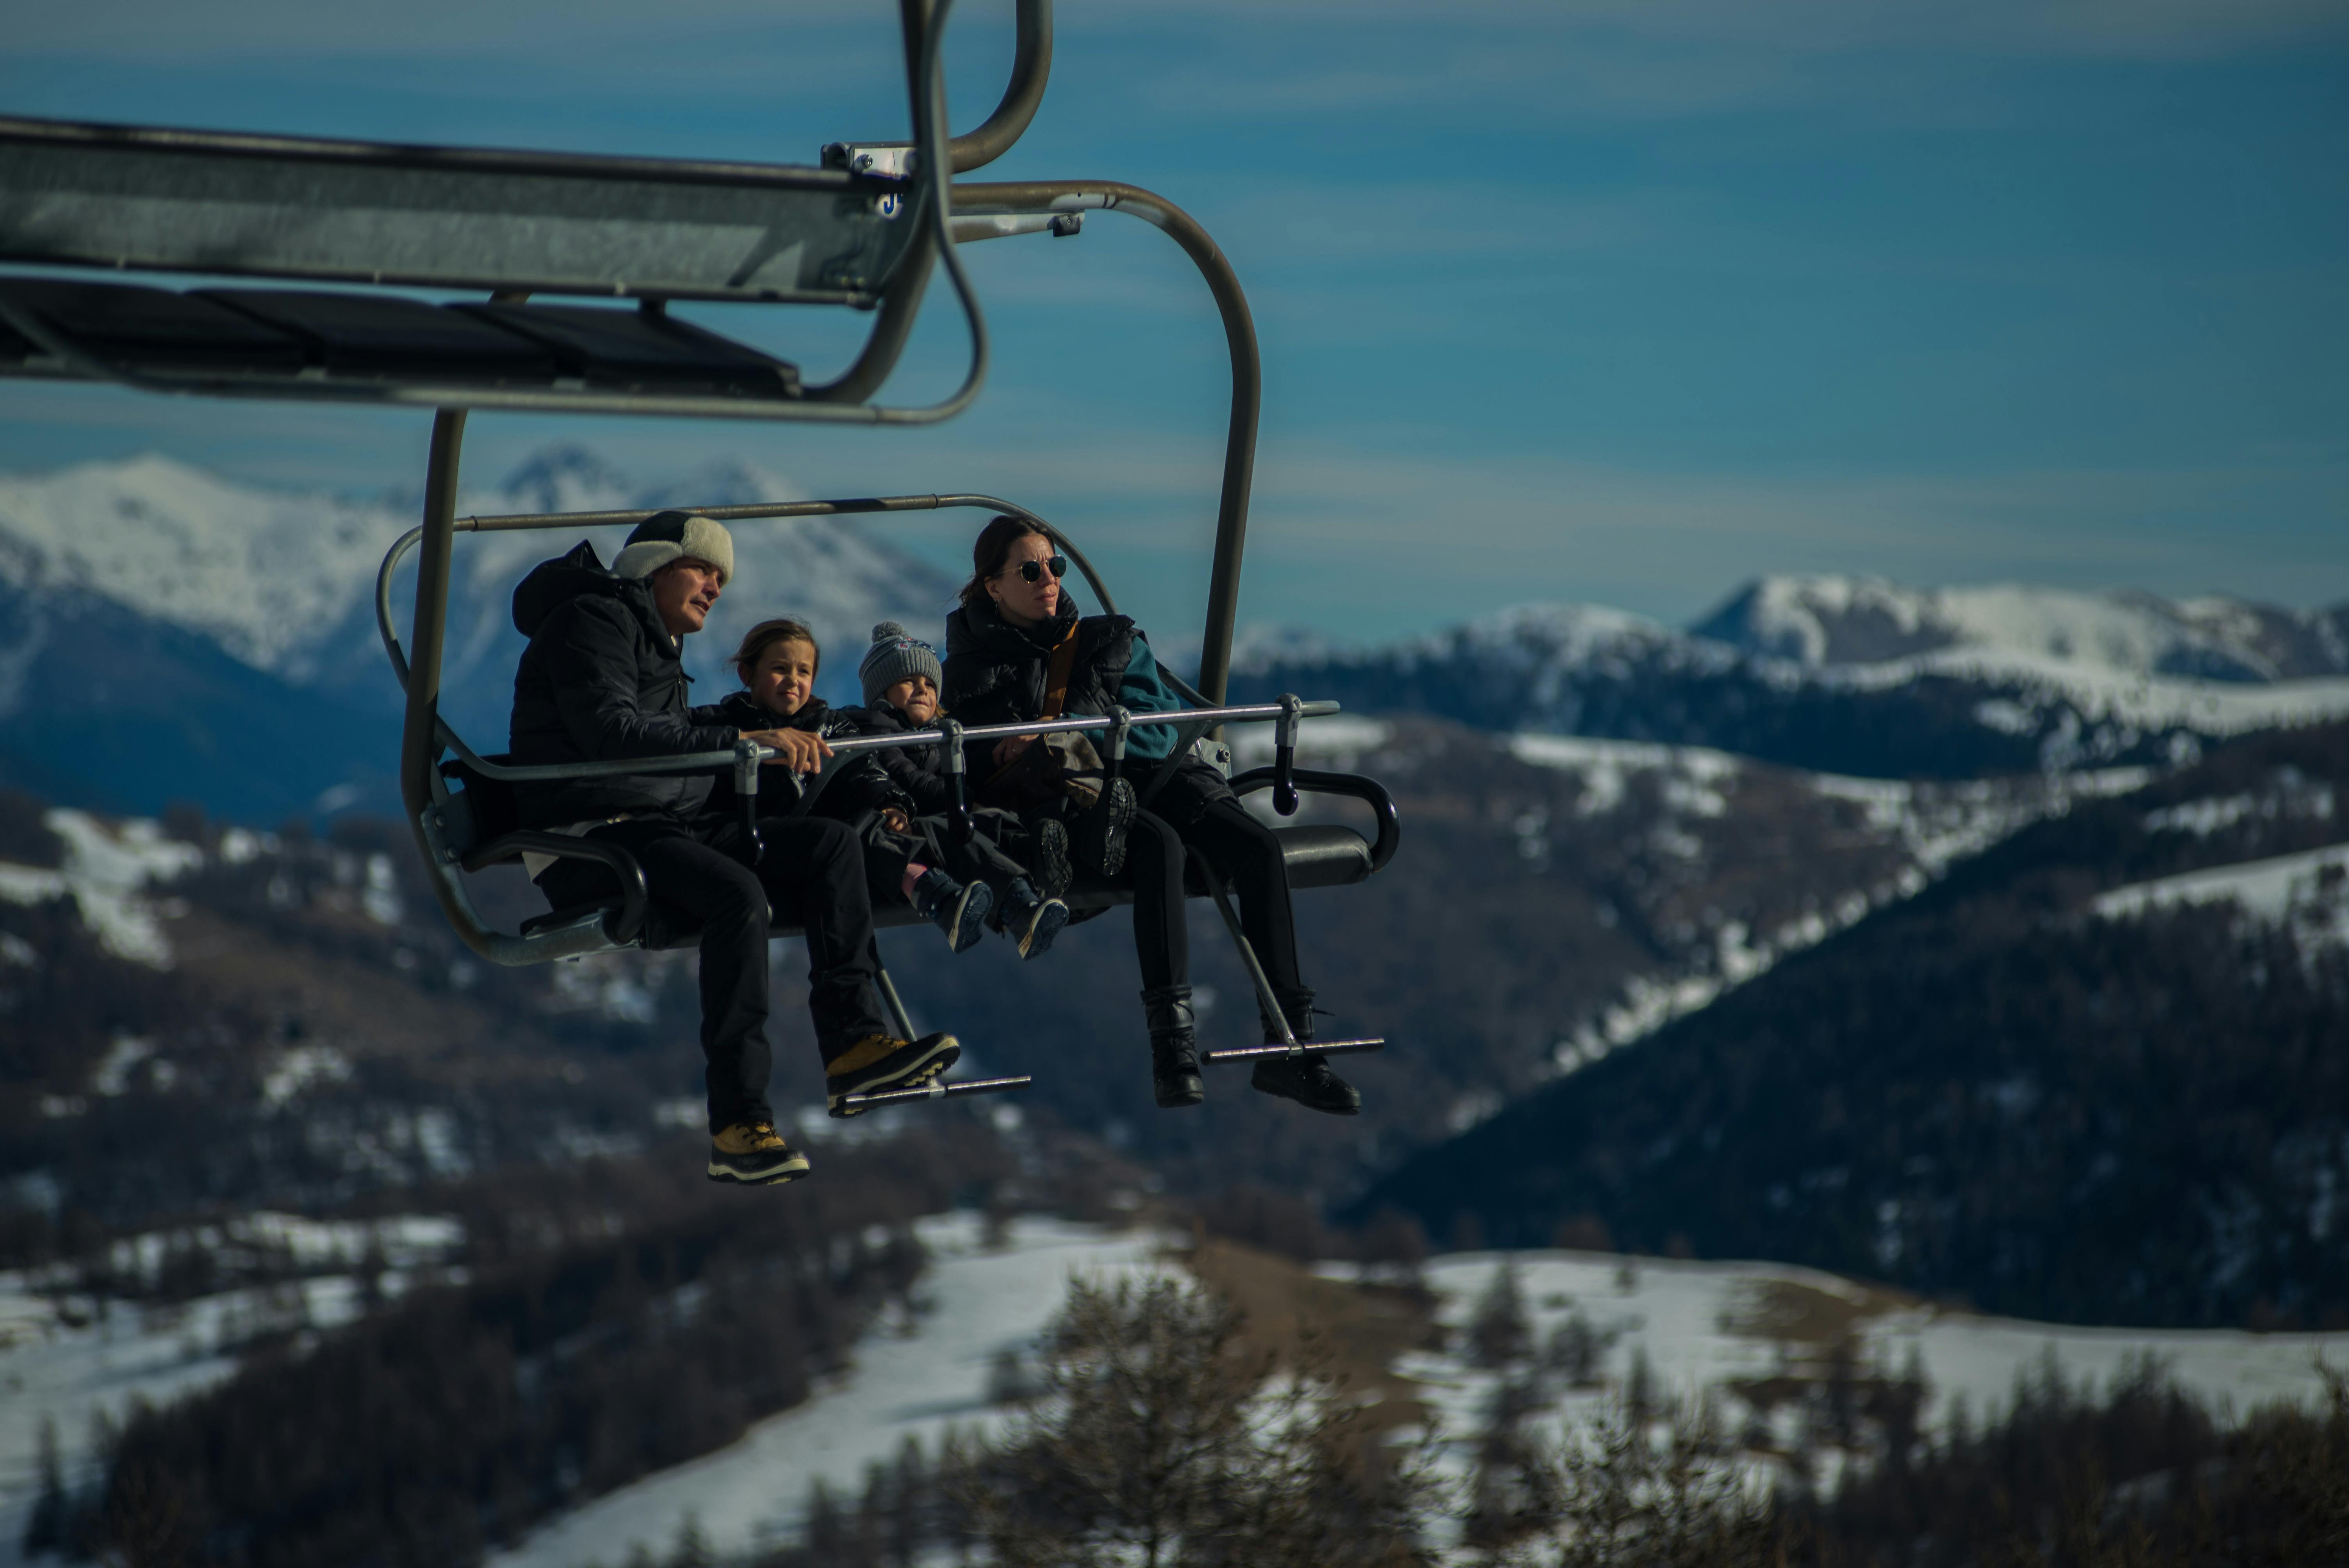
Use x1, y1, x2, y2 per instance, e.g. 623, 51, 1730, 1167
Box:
21, 1415, 66, 1556
1468, 1258, 1532, 1369
665, 1511, 714, 1568
1623, 1344, 1656, 1426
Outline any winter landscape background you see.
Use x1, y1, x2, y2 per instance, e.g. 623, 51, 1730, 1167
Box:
4, 446, 2349, 1564
6, 0, 2349, 1559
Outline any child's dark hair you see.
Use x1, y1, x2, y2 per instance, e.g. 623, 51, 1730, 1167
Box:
732, 618, 820, 685
959, 513, 1059, 612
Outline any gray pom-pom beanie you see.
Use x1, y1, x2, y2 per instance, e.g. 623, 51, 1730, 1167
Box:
858, 621, 944, 707
611, 510, 735, 585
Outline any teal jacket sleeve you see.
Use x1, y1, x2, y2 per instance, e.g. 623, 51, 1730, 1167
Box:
1114, 634, 1183, 763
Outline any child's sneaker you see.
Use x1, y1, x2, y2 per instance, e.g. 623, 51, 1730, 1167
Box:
913, 868, 991, 953
708, 1121, 811, 1185
826, 1031, 962, 1117
997, 878, 1070, 960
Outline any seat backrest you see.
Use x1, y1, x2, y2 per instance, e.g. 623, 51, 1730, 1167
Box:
437, 755, 522, 860
0, 116, 916, 305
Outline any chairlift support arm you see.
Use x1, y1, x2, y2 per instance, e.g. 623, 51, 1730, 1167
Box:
952, 179, 1259, 708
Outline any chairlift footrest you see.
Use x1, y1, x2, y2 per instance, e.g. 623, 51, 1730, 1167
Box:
1202, 1037, 1384, 1064
836, 1074, 1033, 1110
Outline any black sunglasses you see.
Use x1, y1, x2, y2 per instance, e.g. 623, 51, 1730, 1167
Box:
1005, 555, 1068, 584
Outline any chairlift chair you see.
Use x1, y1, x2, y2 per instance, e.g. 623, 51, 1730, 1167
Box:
0, 0, 1400, 1101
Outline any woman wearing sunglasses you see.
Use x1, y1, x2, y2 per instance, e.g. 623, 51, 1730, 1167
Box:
942, 513, 1361, 1119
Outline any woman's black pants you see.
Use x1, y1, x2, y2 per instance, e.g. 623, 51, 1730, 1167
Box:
1126, 794, 1308, 1015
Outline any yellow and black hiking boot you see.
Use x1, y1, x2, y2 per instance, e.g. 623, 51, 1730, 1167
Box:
825, 1031, 961, 1118
708, 1121, 811, 1185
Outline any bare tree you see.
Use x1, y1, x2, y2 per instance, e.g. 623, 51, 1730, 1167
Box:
960, 1275, 1434, 1568
1481, 1392, 1790, 1568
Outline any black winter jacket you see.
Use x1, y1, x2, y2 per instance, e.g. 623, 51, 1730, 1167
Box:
942, 597, 1137, 732
695, 691, 904, 822
507, 541, 738, 828
942, 596, 1232, 823
835, 700, 955, 815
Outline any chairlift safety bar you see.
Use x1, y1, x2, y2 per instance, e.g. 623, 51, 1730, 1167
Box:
441, 700, 1342, 786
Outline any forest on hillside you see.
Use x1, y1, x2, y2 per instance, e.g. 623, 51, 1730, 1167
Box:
1356, 723, 2349, 1328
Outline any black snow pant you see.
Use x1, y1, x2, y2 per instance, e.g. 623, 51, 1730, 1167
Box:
537, 814, 887, 1131
852, 808, 1033, 909
1121, 763, 1307, 1018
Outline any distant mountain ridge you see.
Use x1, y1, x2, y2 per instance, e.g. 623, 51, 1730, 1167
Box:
10, 446, 2349, 817
1693, 575, 2349, 682
0, 447, 959, 818
1234, 581, 2349, 780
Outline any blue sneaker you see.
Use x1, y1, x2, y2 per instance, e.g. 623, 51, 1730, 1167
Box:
914, 869, 991, 953
998, 878, 1069, 960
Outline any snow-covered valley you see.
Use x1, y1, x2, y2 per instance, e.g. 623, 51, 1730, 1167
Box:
11, 1216, 2344, 1568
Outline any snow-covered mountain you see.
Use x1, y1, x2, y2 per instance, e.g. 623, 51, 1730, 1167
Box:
1693, 574, 2349, 683
0, 447, 961, 817
12, 443, 2349, 817
1236, 579, 2349, 779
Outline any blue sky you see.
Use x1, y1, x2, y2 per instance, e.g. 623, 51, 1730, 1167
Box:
4, 0, 2346, 646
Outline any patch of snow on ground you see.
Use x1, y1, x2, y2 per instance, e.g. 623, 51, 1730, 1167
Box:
1807, 766, 2148, 875
0, 811, 199, 967
1506, 735, 1740, 818
489, 1215, 1175, 1568
261, 1045, 356, 1107
1228, 715, 1394, 768
0, 1217, 466, 1567
1551, 766, 2151, 1074
2095, 843, 2349, 949
1358, 1250, 2349, 1509
1824, 646, 2349, 735
2144, 794, 2257, 836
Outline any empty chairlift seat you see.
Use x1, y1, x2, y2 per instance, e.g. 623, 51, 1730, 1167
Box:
0, 276, 804, 403
0, 114, 917, 414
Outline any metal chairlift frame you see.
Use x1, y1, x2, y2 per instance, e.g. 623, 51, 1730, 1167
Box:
1, 0, 1399, 1079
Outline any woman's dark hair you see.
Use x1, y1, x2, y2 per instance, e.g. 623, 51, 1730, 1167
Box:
731, 618, 820, 686
959, 513, 1058, 612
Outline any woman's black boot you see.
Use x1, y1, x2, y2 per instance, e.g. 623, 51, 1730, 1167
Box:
1141, 985, 1204, 1109
1249, 989, 1360, 1116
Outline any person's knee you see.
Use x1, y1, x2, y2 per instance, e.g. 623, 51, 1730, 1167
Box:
800, 816, 860, 867
695, 858, 767, 924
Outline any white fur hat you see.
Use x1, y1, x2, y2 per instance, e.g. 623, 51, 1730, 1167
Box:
611, 510, 734, 585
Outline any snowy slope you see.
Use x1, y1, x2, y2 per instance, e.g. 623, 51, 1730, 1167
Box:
1499, 734, 2150, 1065
0, 809, 203, 967
9, 1219, 2344, 1568
0, 1214, 467, 1568
2096, 842, 2349, 950
490, 1214, 1172, 1568
1385, 1250, 2349, 1504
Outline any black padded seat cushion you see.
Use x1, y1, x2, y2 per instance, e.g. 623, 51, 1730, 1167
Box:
200, 289, 560, 376
0, 278, 306, 370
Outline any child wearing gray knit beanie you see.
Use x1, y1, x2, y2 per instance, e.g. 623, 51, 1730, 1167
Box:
859, 622, 945, 708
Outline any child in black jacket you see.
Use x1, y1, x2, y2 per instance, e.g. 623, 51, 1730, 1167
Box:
840, 623, 1071, 959
702, 619, 1069, 958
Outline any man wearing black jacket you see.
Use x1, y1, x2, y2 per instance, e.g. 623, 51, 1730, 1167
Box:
510, 511, 959, 1186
